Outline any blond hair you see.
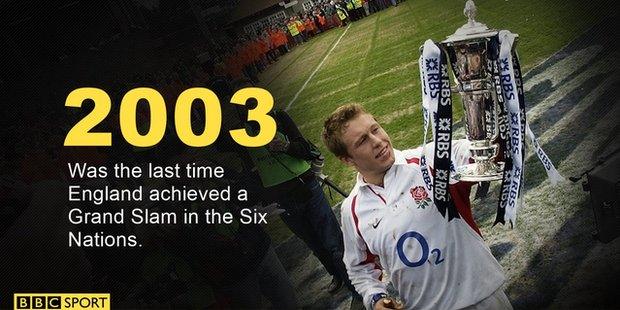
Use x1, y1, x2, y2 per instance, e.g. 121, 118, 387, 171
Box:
322, 104, 368, 157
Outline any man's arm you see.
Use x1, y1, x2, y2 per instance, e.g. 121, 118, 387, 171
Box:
341, 196, 387, 309
271, 110, 317, 160
450, 139, 474, 168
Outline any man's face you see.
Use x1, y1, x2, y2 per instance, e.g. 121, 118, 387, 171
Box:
340, 113, 395, 177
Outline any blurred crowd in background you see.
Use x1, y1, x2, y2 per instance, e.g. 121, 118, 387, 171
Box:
219, 0, 405, 84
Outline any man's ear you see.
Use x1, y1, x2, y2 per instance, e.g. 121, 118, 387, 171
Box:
338, 155, 355, 167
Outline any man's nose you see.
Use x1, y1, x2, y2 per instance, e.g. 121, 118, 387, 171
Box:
370, 133, 382, 147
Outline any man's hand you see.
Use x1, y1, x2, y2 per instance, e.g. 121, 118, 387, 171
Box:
374, 298, 404, 310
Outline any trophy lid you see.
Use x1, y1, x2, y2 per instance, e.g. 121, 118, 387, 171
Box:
442, 0, 497, 44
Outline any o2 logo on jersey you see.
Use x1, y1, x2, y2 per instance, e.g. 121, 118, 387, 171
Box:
396, 231, 444, 267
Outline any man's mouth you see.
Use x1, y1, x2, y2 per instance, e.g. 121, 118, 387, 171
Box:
375, 146, 388, 159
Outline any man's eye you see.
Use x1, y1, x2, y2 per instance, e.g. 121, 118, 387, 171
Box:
372, 127, 379, 133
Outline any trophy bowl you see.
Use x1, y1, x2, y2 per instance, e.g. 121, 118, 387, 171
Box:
440, 10, 505, 182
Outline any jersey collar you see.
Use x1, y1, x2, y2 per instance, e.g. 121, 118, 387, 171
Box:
355, 149, 407, 188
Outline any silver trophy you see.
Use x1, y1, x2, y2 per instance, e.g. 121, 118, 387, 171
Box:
442, 0, 511, 182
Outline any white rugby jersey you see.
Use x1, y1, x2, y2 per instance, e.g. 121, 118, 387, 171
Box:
341, 140, 505, 309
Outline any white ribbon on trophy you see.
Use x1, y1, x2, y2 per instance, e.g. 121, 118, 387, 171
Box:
498, 30, 565, 225
498, 30, 524, 224
418, 39, 459, 220
419, 39, 441, 194
526, 124, 564, 185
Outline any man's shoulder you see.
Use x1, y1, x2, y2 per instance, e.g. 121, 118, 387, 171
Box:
340, 186, 360, 217
401, 147, 424, 159
395, 147, 425, 165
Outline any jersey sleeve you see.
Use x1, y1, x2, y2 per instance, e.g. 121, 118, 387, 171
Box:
450, 139, 473, 168
341, 195, 386, 308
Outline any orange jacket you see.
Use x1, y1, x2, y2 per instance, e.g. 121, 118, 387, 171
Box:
304, 18, 316, 31
224, 54, 243, 78
276, 29, 288, 46
250, 40, 261, 61
240, 43, 253, 65
258, 39, 269, 53
269, 30, 279, 46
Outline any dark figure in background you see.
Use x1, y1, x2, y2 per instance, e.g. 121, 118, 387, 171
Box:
161, 173, 299, 309
238, 103, 357, 296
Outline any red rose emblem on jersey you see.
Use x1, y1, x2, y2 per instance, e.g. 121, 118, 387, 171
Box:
410, 186, 431, 209
411, 186, 428, 202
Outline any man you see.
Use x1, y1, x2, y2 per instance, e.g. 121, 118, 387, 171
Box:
286, 17, 303, 46
322, 104, 511, 310
294, 15, 307, 42
165, 152, 299, 309
235, 102, 357, 295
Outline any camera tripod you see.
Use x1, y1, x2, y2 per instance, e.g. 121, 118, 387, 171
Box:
317, 173, 348, 198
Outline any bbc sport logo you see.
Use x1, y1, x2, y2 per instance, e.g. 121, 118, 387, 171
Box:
13, 294, 110, 310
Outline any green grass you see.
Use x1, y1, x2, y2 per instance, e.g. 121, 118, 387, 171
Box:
259, 0, 614, 244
